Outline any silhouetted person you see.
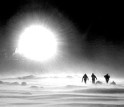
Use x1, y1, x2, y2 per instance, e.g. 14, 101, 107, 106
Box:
104, 74, 110, 83
91, 73, 97, 84
82, 74, 89, 84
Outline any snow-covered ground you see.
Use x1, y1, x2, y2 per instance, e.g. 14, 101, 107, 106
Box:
0, 75, 124, 107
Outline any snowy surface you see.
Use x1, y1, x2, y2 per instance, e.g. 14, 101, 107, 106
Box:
0, 75, 124, 107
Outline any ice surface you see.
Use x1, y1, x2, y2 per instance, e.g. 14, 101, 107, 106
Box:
0, 75, 124, 107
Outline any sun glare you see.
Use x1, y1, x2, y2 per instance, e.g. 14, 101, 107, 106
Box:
16, 25, 58, 62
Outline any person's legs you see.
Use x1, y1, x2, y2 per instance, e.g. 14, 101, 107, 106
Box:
105, 78, 107, 83
84, 79, 86, 84
106, 79, 109, 83
107, 79, 109, 83
92, 78, 95, 84
94, 79, 96, 84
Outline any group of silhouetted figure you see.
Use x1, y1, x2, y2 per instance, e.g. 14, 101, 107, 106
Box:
82, 73, 110, 84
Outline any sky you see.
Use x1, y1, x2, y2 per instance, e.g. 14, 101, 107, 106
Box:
0, 0, 124, 79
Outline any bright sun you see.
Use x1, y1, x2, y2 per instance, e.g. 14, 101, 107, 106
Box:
15, 25, 58, 62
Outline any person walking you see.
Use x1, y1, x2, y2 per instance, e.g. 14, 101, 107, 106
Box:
91, 73, 97, 84
104, 74, 110, 83
82, 74, 89, 84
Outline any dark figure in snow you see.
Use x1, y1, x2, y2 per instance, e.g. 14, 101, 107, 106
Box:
104, 74, 110, 83
82, 74, 89, 84
91, 73, 97, 84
